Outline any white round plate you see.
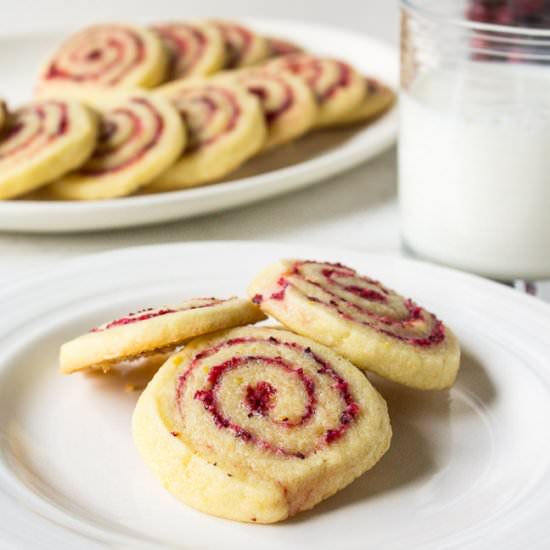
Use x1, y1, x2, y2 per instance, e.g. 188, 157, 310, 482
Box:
1, 241, 549, 549
0, 18, 397, 233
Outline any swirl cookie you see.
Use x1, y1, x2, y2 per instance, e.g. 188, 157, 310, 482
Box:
249, 260, 461, 390
152, 22, 225, 80
133, 326, 391, 523
264, 54, 365, 128
149, 79, 266, 190
45, 93, 185, 200
216, 68, 317, 150
60, 297, 265, 374
37, 24, 167, 102
266, 36, 304, 58
0, 99, 97, 200
334, 78, 395, 126
210, 20, 269, 69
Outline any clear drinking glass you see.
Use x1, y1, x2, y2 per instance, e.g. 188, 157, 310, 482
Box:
399, 0, 550, 282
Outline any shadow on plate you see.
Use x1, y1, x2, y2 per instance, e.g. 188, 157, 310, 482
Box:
83, 353, 170, 395
289, 350, 495, 522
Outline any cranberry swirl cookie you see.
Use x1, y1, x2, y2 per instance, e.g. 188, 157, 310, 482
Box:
45, 93, 185, 200
249, 260, 461, 390
263, 54, 365, 128
37, 24, 167, 102
265, 36, 304, 58
60, 297, 265, 374
210, 20, 269, 69
152, 22, 225, 80
149, 79, 266, 190
133, 326, 391, 523
215, 68, 317, 150
0, 99, 97, 199
334, 78, 395, 126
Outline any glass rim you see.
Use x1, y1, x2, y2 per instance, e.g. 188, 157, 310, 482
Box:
400, 0, 550, 37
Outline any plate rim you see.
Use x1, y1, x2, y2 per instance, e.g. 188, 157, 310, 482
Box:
1, 240, 549, 318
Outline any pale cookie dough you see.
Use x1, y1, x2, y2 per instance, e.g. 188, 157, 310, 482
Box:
209, 20, 269, 69
333, 78, 395, 126
45, 92, 185, 200
152, 22, 225, 80
249, 259, 461, 390
215, 68, 317, 150
37, 24, 167, 102
0, 99, 97, 200
149, 79, 266, 190
60, 297, 265, 374
133, 326, 391, 523
263, 54, 366, 128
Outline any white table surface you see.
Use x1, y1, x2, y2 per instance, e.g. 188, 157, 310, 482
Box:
1, 0, 548, 300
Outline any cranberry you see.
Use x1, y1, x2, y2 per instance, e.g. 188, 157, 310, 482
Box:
467, 4, 493, 22
245, 381, 277, 417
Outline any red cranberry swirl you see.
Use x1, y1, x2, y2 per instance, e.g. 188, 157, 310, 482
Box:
266, 54, 353, 103
232, 70, 294, 125
253, 260, 445, 347
43, 25, 147, 86
76, 97, 166, 176
165, 84, 241, 151
212, 21, 257, 68
91, 297, 224, 332
153, 23, 210, 79
176, 332, 361, 459
0, 100, 69, 163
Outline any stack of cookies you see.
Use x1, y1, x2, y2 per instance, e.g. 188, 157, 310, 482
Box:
60, 258, 460, 523
0, 21, 395, 200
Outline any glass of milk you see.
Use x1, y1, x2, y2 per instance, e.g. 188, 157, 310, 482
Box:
399, 0, 550, 281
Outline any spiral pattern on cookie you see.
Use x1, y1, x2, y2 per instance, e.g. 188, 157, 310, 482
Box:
0, 101, 69, 163
46, 93, 185, 200
334, 77, 395, 126
150, 79, 265, 189
133, 325, 391, 522
38, 24, 166, 100
177, 331, 362, 459
253, 260, 444, 346
266, 54, 353, 103
249, 259, 460, 390
264, 54, 365, 127
169, 84, 240, 151
211, 20, 269, 69
231, 71, 294, 125
85, 97, 166, 174
0, 99, 97, 199
221, 68, 317, 149
153, 22, 224, 79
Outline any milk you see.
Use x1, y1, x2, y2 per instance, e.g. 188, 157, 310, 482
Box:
399, 64, 550, 280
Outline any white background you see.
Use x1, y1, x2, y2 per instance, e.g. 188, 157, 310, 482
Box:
1, 0, 548, 299
0, 1, 398, 40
